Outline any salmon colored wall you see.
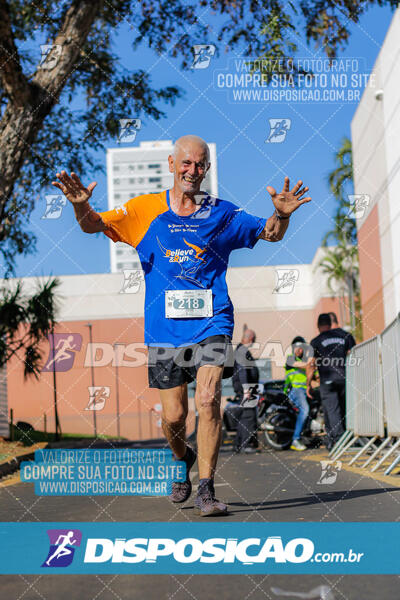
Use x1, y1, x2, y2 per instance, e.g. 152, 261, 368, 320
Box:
7, 318, 195, 440
312, 296, 356, 338
8, 304, 350, 437
357, 205, 385, 337
233, 309, 316, 379
360, 291, 385, 341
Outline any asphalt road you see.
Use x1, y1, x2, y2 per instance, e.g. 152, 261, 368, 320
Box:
1, 446, 400, 599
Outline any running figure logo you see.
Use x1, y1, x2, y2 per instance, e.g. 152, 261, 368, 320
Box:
273, 269, 299, 294
118, 118, 141, 143
241, 383, 263, 408
39, 44, 62, 70
42, 529, 82, 568
347, 194, 370, 219
86, 386, 110, 411
191, 44, 216, 69
266, 119, 291, 143
318, 460, 342, 485
120, 269, 144, 294
157, 238, 207, 287
42, 333, 82, 372
42, 194, 67, 219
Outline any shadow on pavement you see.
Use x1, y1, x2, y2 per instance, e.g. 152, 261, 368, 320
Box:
180, 487, 400, 515
225, 487, 400, 512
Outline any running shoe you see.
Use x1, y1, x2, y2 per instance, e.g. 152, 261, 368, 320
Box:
169, 446, 197, 503
290, 439, 306, 451
193, 480, 228, 517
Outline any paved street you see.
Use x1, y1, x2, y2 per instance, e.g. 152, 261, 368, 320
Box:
1, 446, 400, 598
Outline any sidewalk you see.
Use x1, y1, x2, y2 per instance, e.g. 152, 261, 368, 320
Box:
1, 447, 400, 598
1, 446, 400, 521
0, 438, 48, 479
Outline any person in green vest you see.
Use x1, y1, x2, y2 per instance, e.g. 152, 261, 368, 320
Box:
284, 336, 311, 451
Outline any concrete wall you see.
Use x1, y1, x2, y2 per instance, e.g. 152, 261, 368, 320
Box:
4, 250, 346, 439
351, 9, 400, 336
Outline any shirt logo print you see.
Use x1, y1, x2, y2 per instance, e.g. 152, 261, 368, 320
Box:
157, 237, 207, 288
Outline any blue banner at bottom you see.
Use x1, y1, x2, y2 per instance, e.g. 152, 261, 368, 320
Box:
0, 522, 398, 574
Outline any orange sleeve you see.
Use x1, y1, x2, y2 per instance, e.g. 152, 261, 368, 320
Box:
99, 200, 139, 246
99, 192, 168, 248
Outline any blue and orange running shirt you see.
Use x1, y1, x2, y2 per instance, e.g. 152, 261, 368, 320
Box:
100, 190, 266, 347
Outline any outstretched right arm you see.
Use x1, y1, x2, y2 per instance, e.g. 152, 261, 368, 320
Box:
52, 170, 105, 233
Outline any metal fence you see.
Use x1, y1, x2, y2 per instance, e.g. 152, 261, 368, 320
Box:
381, 315, 400, 436
330, 314, 400, 475
353, 336, 385, 437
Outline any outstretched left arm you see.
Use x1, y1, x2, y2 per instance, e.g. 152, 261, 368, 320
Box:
258, 176, 311, 242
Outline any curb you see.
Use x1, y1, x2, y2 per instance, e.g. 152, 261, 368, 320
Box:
301, 450, 400, 487
0, 444, 48, 480
0, 438, 167, 480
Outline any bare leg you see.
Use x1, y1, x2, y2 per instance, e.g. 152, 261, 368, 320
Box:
159, 384, 188, 459
195, 365, 224, 479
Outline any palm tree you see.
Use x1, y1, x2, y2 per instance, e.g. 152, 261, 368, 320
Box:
0, 277, 61, 437
319, 136, 361, 338
328, 137, 353, 203
318, 244, 359, 329
323, 137, 357, 248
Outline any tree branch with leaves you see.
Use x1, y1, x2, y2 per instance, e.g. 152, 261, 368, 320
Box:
0, 276, 60, 378
0, 0, 397, 274
319, 135, 362, 338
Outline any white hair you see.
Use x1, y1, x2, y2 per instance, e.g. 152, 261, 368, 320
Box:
173, 135, 210, 164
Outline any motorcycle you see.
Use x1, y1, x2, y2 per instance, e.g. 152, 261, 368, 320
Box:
260, 381, 325, 450
222, 380, 325, 451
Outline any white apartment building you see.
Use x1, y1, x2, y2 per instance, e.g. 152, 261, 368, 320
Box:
351, 9, 400, 338
106, 140, 218, 273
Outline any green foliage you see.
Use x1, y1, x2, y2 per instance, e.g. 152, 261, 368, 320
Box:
322, 137, 356, 247
0, 277, 60, 378
319, 244, 359, 294
319, 135, 362, 337
0, 1, 397, 273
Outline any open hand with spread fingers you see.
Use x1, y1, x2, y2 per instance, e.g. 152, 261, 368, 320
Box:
52, 170, 97, 204
267, 176, 311, 218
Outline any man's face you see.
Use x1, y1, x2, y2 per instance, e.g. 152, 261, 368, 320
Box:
168, 142, 210, 195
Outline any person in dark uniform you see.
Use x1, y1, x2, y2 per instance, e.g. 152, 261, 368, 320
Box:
329, 312, 339, 328
307, 313, 356, 449
229, 325, 260, 453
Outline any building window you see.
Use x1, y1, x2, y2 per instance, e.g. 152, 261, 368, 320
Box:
129, 178, 135, 184
138, 164, 144, 170
128, 165, 135, 171
138, 178, 144, 183
114, 193, 120, 199
114, 178, 120, 185
116, 249, 123, 256
114, 165, 120, 171
148, 164, 161, 169
149, 177, 161, 183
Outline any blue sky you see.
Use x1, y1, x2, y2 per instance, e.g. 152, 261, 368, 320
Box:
15, 4, 394, 278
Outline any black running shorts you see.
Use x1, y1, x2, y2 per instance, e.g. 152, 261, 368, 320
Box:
148, 335, 233, 389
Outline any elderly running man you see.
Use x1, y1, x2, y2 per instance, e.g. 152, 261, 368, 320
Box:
53, 135, 311, 516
